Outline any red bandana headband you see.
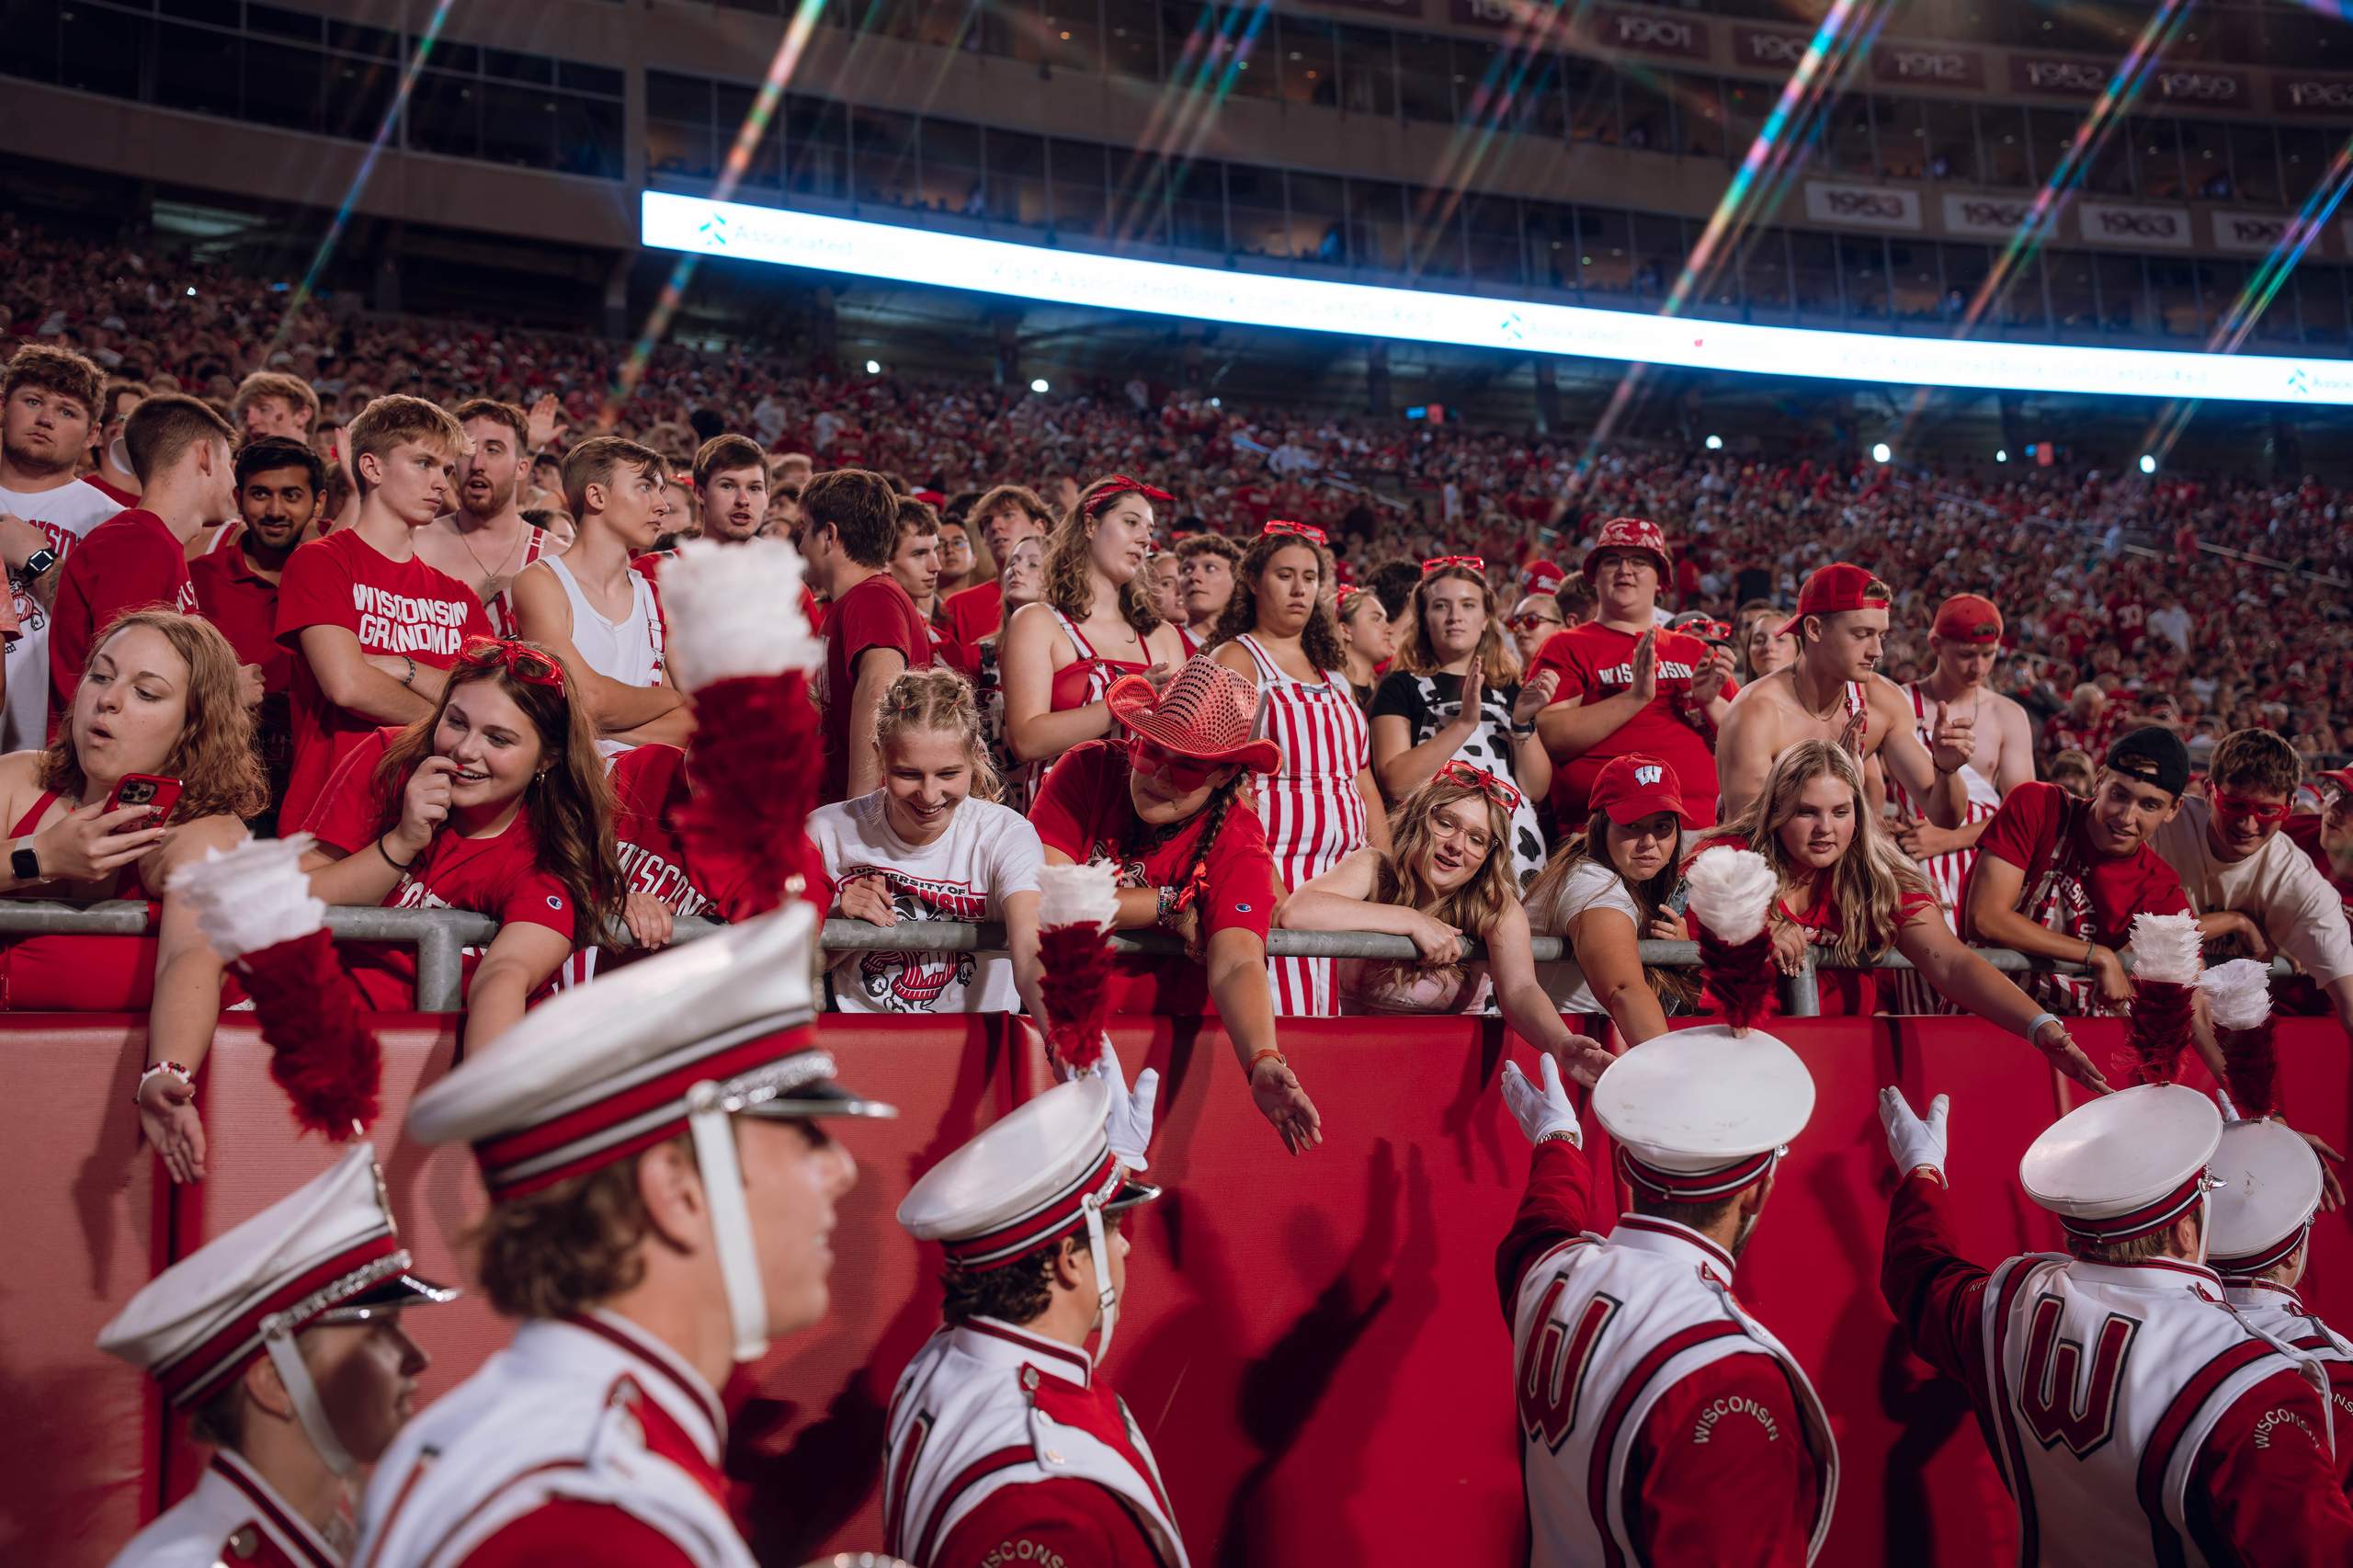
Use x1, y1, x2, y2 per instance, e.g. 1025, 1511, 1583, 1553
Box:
1423, 554, 1485, 576
1262, 519, 1327, 545
1082, 475, 1176, 516
459, 635, 566, 694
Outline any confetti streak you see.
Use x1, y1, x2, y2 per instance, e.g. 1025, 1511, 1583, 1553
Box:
267, 0, 459, 358
607, 0, 831, 426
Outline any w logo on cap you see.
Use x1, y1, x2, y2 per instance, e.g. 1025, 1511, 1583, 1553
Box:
1636, 765, 1665, 786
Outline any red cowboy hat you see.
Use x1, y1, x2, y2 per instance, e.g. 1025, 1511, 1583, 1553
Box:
1105, 655, 1282, 775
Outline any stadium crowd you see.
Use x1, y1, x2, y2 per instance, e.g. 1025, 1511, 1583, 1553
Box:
6, 213, 2353, 1165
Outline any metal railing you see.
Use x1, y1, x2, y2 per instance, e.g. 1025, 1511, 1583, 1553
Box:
0, 903, 2288, 1017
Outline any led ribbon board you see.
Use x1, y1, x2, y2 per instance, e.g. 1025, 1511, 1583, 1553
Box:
643, 191, 2353, 405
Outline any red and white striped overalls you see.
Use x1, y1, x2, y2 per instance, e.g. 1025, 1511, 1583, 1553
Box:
1236, 633, 1370, 1016
483, 528, 551, 640
1885, 684, 2003, 1015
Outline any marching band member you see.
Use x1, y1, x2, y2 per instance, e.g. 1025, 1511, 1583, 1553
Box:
885, 1072, 1183, 1567
354, 905, 896, 1568
2207, 1115, 2353, 1490
1496, 1028, 1838, 1566
98, 1145, 455, 1567
1878, 1082, 2353, 1562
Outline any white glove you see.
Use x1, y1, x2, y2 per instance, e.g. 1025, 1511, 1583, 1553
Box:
1501, 1052, 1582, 1149
1878, 1087, 1950, 1181
2215, 1087, 2243, 1123
1078, 1035, 1159, 1172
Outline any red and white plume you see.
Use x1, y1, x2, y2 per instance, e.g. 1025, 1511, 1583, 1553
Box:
2200, 958, 2279, 1119
167, 835, 381, 1139
1036, 860, 1119, 1074
2121, 911, 2202, 1087
1686, 847, 1779, 1031
662, 536, 827, 916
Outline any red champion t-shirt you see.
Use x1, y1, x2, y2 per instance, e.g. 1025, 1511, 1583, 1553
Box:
46, 508, 199, 738
1689, 835, 1934, 1017
1028, 738, 1279, 1016
821, 572, 931, 806
275, 528, 491, 827
1527, 622, 1733, 831
605, 741, 773, 924
1962, 780, 2188, 951
941, 578, 1004, 651
301, 727, 577, 1009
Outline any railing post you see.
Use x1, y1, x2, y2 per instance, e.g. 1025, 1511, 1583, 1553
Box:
1781, 949, 1821, 1018
415, 925, 466, 1013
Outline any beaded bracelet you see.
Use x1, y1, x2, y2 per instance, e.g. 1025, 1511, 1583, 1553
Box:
134, 1060, 192, 1106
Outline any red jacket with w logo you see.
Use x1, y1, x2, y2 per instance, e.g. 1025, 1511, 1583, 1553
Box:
1881, 1172, 2353, 1565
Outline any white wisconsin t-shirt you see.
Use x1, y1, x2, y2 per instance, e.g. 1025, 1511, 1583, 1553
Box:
1529, 858, 1643, 1014
0, 477, 122, 752
807, 791, 1044, 1013
2154, 798, 2353, 986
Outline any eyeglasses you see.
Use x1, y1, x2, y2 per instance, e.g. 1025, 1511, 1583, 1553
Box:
1129, 734, 1225, 791
1423, 554, 1484, 576
1435, 758, 1524, 812
2212, 792, 2291, 825
458, 635, 565, 693
1506, 612, 1563, 633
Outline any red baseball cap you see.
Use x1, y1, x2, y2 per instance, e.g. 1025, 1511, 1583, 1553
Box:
1930, 593, 2005, 645
1585, 753, 1699, 827
2318, 767, 2353, 800
1779, 562, 1890, 637
1521, 558, 1568, 597
1582, 518, 1672, 583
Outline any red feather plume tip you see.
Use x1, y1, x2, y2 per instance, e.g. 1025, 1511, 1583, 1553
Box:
1696, 924, 1779, 1032
2120, 979, 2196, 1087
235, 928, 381, 1139
680, 672, 824, 917
2218, 1022, 2279, 1119
1038, 923, 1114, 1073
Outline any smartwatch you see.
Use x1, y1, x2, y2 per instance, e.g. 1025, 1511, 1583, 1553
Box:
10, 842, 39, 881
20, 548, 56, 578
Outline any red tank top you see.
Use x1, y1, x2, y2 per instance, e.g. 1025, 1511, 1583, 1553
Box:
0, 788, 170, 1010
1047, 609, 1152, 712
7, 789, 151, 900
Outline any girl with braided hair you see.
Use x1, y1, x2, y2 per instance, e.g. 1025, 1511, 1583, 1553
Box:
806, 666, 1049, 1019
1029, 653, 1324, 1154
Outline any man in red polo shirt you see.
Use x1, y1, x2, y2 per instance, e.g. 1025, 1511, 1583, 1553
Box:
799, 467, 929, 804
46, 394, 233, 735
1528, 518, 1737, 832
190, 436, 319, 824
1963, 726, 2192, 1014
942, 483, 1052, 651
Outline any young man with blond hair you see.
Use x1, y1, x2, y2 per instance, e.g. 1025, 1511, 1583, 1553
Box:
512, 436, 688, 745
274, 394, 492, 824
45, 394, 235, 735
942, 482, 1052, 649
232, 370, 319, 445
0, 343, 120, 750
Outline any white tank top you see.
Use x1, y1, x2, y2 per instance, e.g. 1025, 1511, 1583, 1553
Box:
542, 555, 665, 691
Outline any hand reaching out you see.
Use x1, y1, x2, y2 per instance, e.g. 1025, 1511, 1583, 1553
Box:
526, 392, 567, 453
139, 1071, 208, 1184
1250, 1053, 1323, 1155
2030, 1016, 2111, 1095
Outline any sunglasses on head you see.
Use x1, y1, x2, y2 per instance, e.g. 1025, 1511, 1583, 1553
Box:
1129, 734, 1225, 791
1436, 758, 1524, 812
2212, 792, 2290, 825
457, 636, 565, 693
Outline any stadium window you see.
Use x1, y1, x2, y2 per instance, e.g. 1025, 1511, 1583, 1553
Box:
554, 95, 624, 179
1827, 93, 1877, 178
1222, 5, 1279, 100
324, 17, 400, 60
1046, 138, 1109, 240
1168, 157, 1225, 252
1464, 194, 1525, 288
1287, 171, 1347, 267
647, 74, 717, 180
1395, 33, 1452, 124
246, 3, 322, 43
1523, 202, 1574, 294
1718, 75, 1767, 162
163, 0, 240, 27
2293, 266, 2347, 346
2083, 116, 2134, 198
1838, 235, 1890, 321
714, 83, 782, 187
1874, 98, 1928, 180
1577, 209, 1634, 296
3, 0, 60, 83
406, 70, 481, 160
1922, 99, 1975, 183
851, 108, 921, 211
785, 96, 850, 201
558, 62, 623, 97
2279, 127, 2331, 206
715, 0, 783, 15
2095, 254, 2149, 337
1566, 59, 1615, 144
1997, 253, 2050, 333
1403, 187, 1464, 278
1108, 148, 1169, 245
982, 126, 1048, 229
1738, 231, 1792, 316
1225, 164, 1289, 257
1788, 232, 1842, 319
2227, 123, 2282, 207
1277, 15, 1338, 109
1044, 0, 1105, 76
480, 81, 557, 170
921, 118, 988, 216
2177, 119, 2229, 201
324, 55, 401, 142
484, 49, 555, 85
1976, 103, 2029, 187
1346, 176, 1406, 274
1619, 72, 1674, 157
1678, 74, 1725, 162
157, 21, 244, 120
242, 39, 326, 134
2130, 116, 2183, 200
1336, 25, 1397, 119
2046, 251, 2099, 334
1102, 0, 1160, 78
1887, 240, 1942, 323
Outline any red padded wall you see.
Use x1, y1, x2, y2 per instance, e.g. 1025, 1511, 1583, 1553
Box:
6, 1013, 2351, 1568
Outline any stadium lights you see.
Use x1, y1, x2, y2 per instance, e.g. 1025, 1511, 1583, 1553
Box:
864, 359, 881, 375
1704, 434, 1723, 450
1995, 449, 2007, 462
644, 192, 2353, 406
2140, 453, 2158, 474
1030, 378, 1050, 392
1871, 442, 1893, 464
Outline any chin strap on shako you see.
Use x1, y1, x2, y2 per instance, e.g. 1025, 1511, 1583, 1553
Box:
1083, 1190, 1118, 1369
688, 1080, 772, 1363
259, 1321, 357, 1476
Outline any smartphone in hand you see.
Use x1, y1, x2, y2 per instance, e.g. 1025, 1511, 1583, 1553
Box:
106, 773, 185, 826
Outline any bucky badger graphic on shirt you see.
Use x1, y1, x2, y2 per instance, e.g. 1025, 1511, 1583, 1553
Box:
851, 873, 983, 1012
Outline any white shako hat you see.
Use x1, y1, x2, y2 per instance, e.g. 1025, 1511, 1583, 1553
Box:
97, 1142, 456, 1474
899, 1077, 1159, 1365
1591, 1025, 1816, 1203
2018, 1083, 2223, 1246
408, 901, 895, 1361
2206, 1119, 2325, 1278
